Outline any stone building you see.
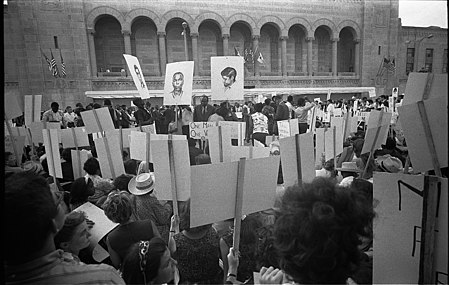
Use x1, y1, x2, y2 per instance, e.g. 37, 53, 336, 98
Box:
3, 0, 447, 109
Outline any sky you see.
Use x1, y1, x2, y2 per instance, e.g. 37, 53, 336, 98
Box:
399, 0, 448, 28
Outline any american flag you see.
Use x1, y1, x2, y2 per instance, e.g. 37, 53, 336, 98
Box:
383, 58, 396, 73
41, 49, 52, 72
59, 49, 66, 78
50, 49, 59, 78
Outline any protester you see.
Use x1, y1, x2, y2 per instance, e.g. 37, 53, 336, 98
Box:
64, 106, 76, 128
262, 98, 276, 135
5, 173, 125, 284
171, 200, 222, 283
70, 176, 95, 210
104, 99, 120, 128
336, 161, 362, 187
194, 95, 214, 122
261, 177, 375, 284
128, 172, 173, 243
220, 214, 262, 283
294, 97, 316, 134
208, 105, 228, 122
133, 98, 154, 127
273, 96, 289, 135
5, 151, 23, 177
42, 101, 66, 128
83, 157, 114, 207
54, 211, 91, 261
121, 237, 178, 284
103, 190, 160, 269
285, 95, 295, 118
249, 102, 269, 146
188, 138, 203, 165
181, 105, 193, 136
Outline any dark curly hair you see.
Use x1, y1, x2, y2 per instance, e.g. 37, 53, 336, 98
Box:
83, 157, 100, 175
274, 177, 375, 284
103, 190, 134, 223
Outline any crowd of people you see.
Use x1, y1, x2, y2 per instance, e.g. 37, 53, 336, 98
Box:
6, 92, 416, 285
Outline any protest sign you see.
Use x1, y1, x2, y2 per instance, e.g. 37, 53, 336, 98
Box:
61, 127, 89, 148
358, 112, 370, 122
208, 125, 232, 163
307, 107, 317, 133
330, 117, 344, 157
29, 121, 45, 144
151, 138, 190, 202
5, 126, 30, 146
342, 113, 358, 140
277, 119, 299, 139
397, 97, 447, 173
279, 132, 315, 186
218, 121, 246, 146
81, 107, 115, 134
43, 129, 63, 179
5, 91, 23, 120
333, 108, 342, 117
94, 134, 125, 179
230, 145, 270, 162
164, 61, 194, 106
211, 56, 244, 101
24, 95, 42, 126
265, 135, 278, 146
361, 110, 392, 155
45, 122, 62, 143
373, 173, 447, 284
123, 54, 150, 99
190, 156, 280, 228
189, 121, 217, 140
315, 128, 326, 166
71, 149, 90, 179
73, 202, 119, 262
129, 131, 151, 163
322, 112, 330, 123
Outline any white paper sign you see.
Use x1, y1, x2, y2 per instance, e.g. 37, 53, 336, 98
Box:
211, 56, 244, 101
24, 95, 42, 126
123, 54, 150, 99
189, 121, 217, 140
164, 61, 194, 106
61, 127, 89, 148
43, 129, 63, 178
218, 121, 246, 146
277, 119, 299, 139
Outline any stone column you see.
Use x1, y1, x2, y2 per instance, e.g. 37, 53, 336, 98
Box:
87, 28, 97, 77
122, 30, 132, 55
354, 39, 360, 75
280, 36, 288, 76
222, 34, 229, 56
306, 37, 314, 76
158, 32, 167, 76
191, 33, 199, 76
252, 35, 260, 77
332, 37, 339, 76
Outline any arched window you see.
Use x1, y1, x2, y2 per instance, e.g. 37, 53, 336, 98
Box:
166, 18, 192, 63
338, 27, 356, 73
314, 26, 332, 74
198, 20, 223, 76
131, 17, 160, 76
287, 25, 307, 75
260, 24, 280, 75
94, 15, 125, 73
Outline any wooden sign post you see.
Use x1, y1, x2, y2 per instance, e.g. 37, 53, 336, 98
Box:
361, 110, 384, 178
4, 114, 21, 167
168, 134, 179, 232
232, 157, 246, 252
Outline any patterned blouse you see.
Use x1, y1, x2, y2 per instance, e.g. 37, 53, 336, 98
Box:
173, 227, 222, 284
251, 112, 269, 134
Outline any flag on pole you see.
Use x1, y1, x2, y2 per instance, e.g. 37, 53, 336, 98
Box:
234, 47, 241, 57
59, 49, 66, 78
382, 58, 396, 74
50, 49, 59, 78
257, 51, 265, 65
41, 49, 52, 72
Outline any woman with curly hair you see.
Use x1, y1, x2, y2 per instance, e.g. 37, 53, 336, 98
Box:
260, 177, 375, 284
103, 190, 160, 269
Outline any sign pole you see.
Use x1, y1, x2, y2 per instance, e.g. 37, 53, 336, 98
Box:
168, 134, 179, 232
232, 157, 246, 252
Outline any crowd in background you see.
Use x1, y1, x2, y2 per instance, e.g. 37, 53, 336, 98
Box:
6, 92, 420, 285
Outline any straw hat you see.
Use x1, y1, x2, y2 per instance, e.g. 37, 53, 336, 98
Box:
375, 154, 403, 173
128, 172, 155, 196
335, 161, 362, 173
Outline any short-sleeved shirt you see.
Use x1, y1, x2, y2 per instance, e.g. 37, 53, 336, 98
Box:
5, 250, 124, 284
173, 227, 222, 283
42, 109, 65, 126
107, 219, 156, 261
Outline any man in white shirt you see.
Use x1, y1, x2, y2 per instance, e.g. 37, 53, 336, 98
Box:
285, 95, 295, 118
64, 106, 76, 128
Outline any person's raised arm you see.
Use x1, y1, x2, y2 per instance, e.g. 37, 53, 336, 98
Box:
220, 238, 231, 282
168, 215, 179, 255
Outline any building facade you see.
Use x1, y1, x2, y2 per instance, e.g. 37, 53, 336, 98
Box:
3, 0, 447, 109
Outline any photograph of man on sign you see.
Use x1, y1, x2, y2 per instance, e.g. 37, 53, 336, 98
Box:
163, 61, 194, 106
211, 56, 244, 102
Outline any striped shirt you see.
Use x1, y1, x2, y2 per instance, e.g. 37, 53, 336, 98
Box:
6, 250, 124, 284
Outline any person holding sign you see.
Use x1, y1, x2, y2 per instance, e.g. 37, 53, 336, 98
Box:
133, 98, 154, 127
294, 97, 316, 134
193, 96, 214, 122
5, 173, 125, 284
249, 103, 269, 146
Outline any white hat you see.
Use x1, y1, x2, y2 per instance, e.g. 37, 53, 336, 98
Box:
128, 172, 155, 196
335, 161, 362, 173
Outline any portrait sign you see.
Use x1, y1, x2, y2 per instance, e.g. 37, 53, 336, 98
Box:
123, 54, 150, 99
211, 56, 244, 101
163, 61, 194, 106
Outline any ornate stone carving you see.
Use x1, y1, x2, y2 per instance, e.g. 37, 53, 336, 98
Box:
157, 32, 166, 37
122, 30, 131, 36
222, 34, 230, 39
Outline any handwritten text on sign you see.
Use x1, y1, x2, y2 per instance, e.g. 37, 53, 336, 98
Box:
189, 122, 217, 140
